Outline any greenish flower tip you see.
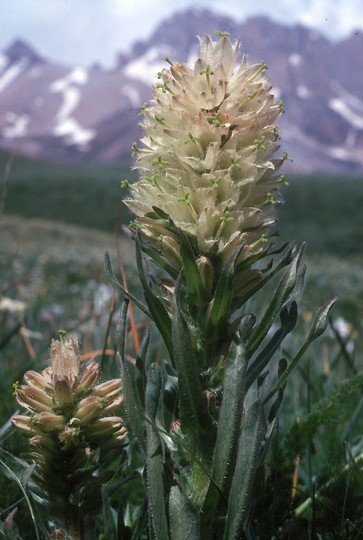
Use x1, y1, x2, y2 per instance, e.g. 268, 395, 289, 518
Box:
12, 380, 20, 396
221, 210, 234, 223
200, 64, 214, 77
145, 174, 160, 187
131, 142, 140, 157
278, 174, 289, 186
120, 179, 131, 189
58, 329, 67, 343
215, 30, 230, 38
255, 136, 266, 150
265, 193, 277, 205
154, 114, 166, 126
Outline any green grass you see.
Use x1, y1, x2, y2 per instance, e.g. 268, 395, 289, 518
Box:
279, 174, 363, 257
0, 150, 135, 234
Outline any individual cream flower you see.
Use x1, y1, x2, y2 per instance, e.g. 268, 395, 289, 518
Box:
125, 33, 287, 271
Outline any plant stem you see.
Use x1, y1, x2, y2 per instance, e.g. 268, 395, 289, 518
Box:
65, 501, 84, 540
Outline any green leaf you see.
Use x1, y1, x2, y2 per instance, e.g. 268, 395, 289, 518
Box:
3, 509, 21, 540
246, 243, 304, 355
135, 238, 174, 361
0, 450, 40, 540
210, 339, 248, 489
169, 485, 200, 540
235, 241, 297, 307
205, 244, 244, 336
116, 300, 146, 451
120, 355, 146, 452
101, 484, 117, 540
104, 251, 150, 316
245, 301, 297, 389
135, 328, 150, 408
179, 232, 206, 307
117, 299, 130, 362
223, 400, 267, 540
203, 337, 249, 516
172, 290, 206, 435
264, 298, 336, 403
145, 363, 169, 540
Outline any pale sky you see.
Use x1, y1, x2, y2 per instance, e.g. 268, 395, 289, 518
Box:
0, 0, 362, 68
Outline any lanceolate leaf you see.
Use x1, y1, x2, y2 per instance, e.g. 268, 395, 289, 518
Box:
117, 301, 146, 451
145, 363, 169, 540
120, 355, 146, 452
264, 298, 336, 403
223, 400, 267, 540
135, 238, 174, 360
179, 231, 206, 307
169, 485, 200, 540
0, 450, 41, 540
245, 301, 298, 390
235, 241, 297, 308
104, 251, 150, 316
205, 244, 245, 336
246, 243, 304, 355
207, 338, 248, 500
172, 290, 205, 435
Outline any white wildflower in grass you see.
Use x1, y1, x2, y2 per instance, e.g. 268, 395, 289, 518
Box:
125, 32, 287, 272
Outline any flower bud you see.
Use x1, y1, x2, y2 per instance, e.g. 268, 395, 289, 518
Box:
196, 256, 214, 296
85, 416, 124, 438
33, 412, 65, 432
92, 378, 121, 400
75, 361, 100, 394
11, 415, 37, 437
23, 370, 52, 392
50, 337, 80, 380
30, 433, 58, 457
76, 395, 103, 423
53, 376, 75, 409
98, 427, 128, 450
16, 387, 53, 413
100, 395, 123, 416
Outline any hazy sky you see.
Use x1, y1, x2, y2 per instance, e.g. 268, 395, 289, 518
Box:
0, 0, 362, 68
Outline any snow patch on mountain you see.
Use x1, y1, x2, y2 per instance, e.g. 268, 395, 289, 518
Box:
124, 46, 174, 84
0, 53, 7, 72
296, 85, 311, 99
53, 118, 95, 147
0, 59, 27, 93
121, 84, 142, 107
50, 67, 95, 148
3, 112, 30, 138
329, 97, 363, 130
288, 53, 303, 67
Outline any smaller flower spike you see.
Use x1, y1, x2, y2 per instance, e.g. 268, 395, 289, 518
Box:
11, 337, 127, 520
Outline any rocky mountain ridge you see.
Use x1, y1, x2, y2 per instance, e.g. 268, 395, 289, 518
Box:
0, 8, 363, 173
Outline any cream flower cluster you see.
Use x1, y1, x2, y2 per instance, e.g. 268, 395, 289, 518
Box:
12, 338, 126, 486
125, 33, 286, 268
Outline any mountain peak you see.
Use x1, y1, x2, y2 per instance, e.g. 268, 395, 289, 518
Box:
4, 38, 44, 65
